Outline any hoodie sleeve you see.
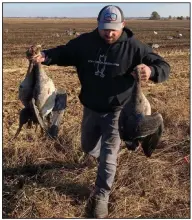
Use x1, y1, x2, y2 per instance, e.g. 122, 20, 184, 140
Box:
137, 42, 170, 83
42, 38, 80, 67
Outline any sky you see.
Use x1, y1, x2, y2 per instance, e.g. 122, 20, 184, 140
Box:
2, 2, 190, 18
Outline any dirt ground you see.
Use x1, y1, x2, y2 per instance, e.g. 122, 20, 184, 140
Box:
3, 18, 190, 218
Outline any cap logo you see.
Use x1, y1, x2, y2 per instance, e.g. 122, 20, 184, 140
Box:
104, 13, 117, 21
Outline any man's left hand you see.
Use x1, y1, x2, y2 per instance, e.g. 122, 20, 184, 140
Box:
131, 64, 151, 82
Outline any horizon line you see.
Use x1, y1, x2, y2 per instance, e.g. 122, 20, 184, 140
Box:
3, 16, 189, 19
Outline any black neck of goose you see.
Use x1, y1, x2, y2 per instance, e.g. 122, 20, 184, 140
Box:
132, 70, 143, 111
26, 60, 34, 76
35, 62, 42, 70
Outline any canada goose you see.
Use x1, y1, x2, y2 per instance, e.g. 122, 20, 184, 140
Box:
119, 68, 164, 157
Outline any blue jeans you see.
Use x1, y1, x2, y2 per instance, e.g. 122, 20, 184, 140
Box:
81, 107, 121, 198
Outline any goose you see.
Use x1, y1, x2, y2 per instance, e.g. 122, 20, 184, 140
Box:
166, 36, 173, 40
148, 43, 160, 49
176, 31, 183, 38
152, 44, 160, 49
75, 32, 81, 37
25, 45, 57, 119
15, 52, 40, 139
15, 45, 67, 139
119, 68, 164, 157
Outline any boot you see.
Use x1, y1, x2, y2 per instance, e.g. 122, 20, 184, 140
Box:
86, 190, 109, 218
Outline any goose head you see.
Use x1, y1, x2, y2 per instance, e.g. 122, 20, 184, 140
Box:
26, 45, 42, 60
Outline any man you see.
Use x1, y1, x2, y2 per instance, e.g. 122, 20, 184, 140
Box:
28, 5, 170, 218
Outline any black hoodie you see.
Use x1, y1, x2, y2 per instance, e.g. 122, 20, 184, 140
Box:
42, 28, 170, 113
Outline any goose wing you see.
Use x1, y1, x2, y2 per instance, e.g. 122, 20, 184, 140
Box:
119, 112, 163, 140
52, 89, 67, 111
136, 113, 163, 138
124, 119, 163, 156
119, 112, 164, 157
48, 89, 67, 138
141, 121, 164, 157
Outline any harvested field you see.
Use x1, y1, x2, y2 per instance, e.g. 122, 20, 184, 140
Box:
3, 18, 190, 218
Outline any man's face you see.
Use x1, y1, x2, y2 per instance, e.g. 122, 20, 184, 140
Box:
98, 27, 124, 44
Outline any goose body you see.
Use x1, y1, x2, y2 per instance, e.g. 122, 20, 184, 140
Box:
24, 45, 56, 119
19, 45, 56, 117
119, 68, 164, 157
32, 62, 56, 119
19, 60, 36, 108
15, 45, 66, 139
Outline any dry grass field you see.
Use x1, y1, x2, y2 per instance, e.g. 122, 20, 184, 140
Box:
3, 18, 190, 218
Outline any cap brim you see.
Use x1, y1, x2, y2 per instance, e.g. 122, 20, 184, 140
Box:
98, 22, 123, 30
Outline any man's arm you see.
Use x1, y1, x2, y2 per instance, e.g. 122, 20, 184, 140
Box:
131, 38, 171, 83
42, 39, 79, 67
142, 52, 171, 83
137, 42, 171, 83
28, 38, 80, 67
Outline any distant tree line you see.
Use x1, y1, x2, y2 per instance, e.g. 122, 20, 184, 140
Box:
149, 11, 190, 20
168, 15, 190, 20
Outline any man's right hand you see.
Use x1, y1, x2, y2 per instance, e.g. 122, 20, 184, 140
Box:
26, 46, 46, 63
33, 53, 46, 63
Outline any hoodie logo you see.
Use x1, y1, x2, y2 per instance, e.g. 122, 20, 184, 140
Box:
95, 55, 107, 78
88, 55, 119, 78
